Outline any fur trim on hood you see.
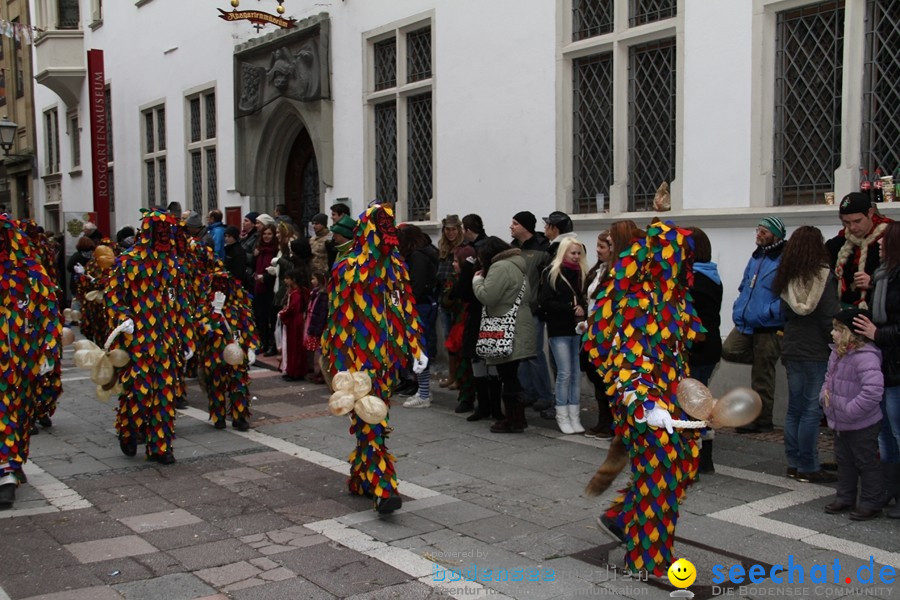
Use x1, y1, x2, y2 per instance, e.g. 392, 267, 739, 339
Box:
490, 247, 522, 264
780, 266, 829, 316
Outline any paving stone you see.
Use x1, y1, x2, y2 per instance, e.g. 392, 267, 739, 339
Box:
131, 551, 187, 578
228, 577, 336, 600
113, 573, 216, 600
139, 521, 231, 551
451, 514, 546, 544
2, 565, 102, 600
240, 525, 328, 555
202, 467, 272, 487
103, 496, 180, 520
211, 509, 294, 536
119, 508, 203, 533
344, 581, 456, 599
274, 499, 359, 523
413, 501, 500, 527
167, 537, 261, 571
0, 526, 81, 574
20, 585, 125, 600
352, 511, 446, 543
194, 560, 262, 587
65, 535, 159, 564
81, 556, 155, 586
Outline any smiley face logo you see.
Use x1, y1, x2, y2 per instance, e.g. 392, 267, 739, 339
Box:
668, 558, 697, 589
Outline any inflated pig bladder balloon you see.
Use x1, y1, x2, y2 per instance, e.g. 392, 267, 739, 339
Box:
710, 387, 762, 428
676, 378, 715, 420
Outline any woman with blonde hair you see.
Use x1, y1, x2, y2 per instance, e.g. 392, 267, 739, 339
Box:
538, 235, 588, 433
436, 215, 465, 389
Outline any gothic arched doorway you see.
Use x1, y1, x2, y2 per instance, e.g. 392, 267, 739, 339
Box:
284, 128, 320, 234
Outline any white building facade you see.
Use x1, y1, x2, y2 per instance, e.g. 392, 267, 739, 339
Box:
28, 0, 900, 332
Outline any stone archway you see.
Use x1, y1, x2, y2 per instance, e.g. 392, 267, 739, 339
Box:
284, 128, 319, 234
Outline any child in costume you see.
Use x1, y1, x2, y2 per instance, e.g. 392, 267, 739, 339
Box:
0, 214, 61, 508
197, 270, 259, 431
820, 308, 885, 520
303, 270, 328, 384
322, 203, 428, 514
106, 209, 195, 464
583, 220, 702, 576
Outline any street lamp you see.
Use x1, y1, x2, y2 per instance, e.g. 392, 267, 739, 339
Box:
0, 117, 18, 156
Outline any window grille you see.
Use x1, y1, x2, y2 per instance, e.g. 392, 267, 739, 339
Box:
159, 158, 167, 203
205, 93, 216, 139
629, 0, 676, 27
573, 53, 614, 213
144, 112, 154, 154
573, 0, 613, 41
627, 38, 676, 211
45, 109, 60, 175
407, 27, 432, 82
407, 93, 433, 221
190, 98, 201, 143
143, 105, 166, 206
374, 38, 397, 91
157, 108, 166, 151
861, 0, 900, 179
191, 151, 203, 212
374, 101, 398, 204
206, 148, 217, 209
146, 162, 156, 205
57, 0, 79, 29
70, 115, 81, 168
773, 1, 844, 206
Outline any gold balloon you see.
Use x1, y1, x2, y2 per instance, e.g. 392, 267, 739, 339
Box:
91, 356, 115, 386
354, 395, 388, 424
94, 245, 115, 270
709, 388, 762, 428
351, 372, 372, 400
107, 349, 130, 368
62, 328, 75, 346
328, 391, 356, 416
331, 371, 354, 393
677, 377, 715, 420
73, 339, 96, 352
224, 343, 244, 366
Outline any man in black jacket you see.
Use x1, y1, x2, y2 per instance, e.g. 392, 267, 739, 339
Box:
224, 226, 247, 286
511, 211, 554, 412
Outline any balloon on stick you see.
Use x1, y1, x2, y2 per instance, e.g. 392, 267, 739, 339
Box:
709, 387, 762, 428
676, 377, 715, 420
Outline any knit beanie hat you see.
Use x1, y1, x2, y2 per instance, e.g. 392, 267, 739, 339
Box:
245, 211, 259, 224
838, 192, 872, 216
758, 216, 786, 239
833, 307, 872, 330
512, 211, 537, 234
256, 214, 275, 227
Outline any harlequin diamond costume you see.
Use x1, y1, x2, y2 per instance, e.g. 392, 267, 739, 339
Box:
582, 221, 703, 576
106, 209, 195, 464
0, 214, 61, 508
197, 270, 259, 431
322, 203, 427, 514
77, 244, 116, 347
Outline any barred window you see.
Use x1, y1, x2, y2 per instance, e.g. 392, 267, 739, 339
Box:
773, 1, 844, 206
142, 105, 166, 206
573, 0, 614, 41
186, 89, 217, 213
57, 0, 79, 29
367, 21, 434, 221
629, 0, 676, 27
861, 0, 900, 180
68, 112, 80, 169
44, 108, 60, 175
573, 53, 613, 213
628, 38, 676, 212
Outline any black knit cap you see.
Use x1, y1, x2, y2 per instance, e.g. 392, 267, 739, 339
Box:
833, 307, 872, 329
512, 211, 536, 233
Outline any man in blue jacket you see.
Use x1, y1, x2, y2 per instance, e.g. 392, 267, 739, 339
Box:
721, 216, 786, 433
205, 209, 226, 259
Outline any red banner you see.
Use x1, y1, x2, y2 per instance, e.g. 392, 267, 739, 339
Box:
87, 49, 110, 238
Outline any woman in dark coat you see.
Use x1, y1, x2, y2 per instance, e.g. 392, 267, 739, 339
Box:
252, 224, 278, 354
67, 236, 95, 309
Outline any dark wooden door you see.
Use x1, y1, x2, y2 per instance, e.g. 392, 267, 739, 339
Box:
283, 128, 319, 235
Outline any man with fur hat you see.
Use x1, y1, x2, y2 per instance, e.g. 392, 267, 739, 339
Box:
510, 211, 554, 413
826, 192, 892, 309
721, 216, 787, 433
308, 213, 331, 274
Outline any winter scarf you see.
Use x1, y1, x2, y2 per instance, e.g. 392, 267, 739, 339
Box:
780, 266, 829, 316
833, 215, 890, 308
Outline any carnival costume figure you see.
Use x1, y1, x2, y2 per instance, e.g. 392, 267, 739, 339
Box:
106, 209, 195, 464
583, 221, 703, 576
77, 244, 116, 347
197, 270, 259, 431
0, 214, 61, 508
322, 203, 428, 514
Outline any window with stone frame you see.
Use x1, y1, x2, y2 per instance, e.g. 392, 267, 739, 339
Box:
563, 1, 678, 214
366, 18, 433, 222
186, 89, 217, 214
860, 0, 900, 185
142, 104, 166, 207
68, 110, 80, 170
44, 107, 60, 175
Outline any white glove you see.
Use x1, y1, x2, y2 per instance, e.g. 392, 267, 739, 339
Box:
184, 347, 194, 362
575, 321, 588, 335
120, 319, 135, 335
211, 291, 226, 314
39, 359, 53, 376
247, 349, 256, 365
265, 266, 277, 276
412, 354, 429, 374
73, 264, 85, 275
271, 257, 279, 266
638, 405, 675, 434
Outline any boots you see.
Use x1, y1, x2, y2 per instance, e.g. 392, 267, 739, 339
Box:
491, 391, 526, 433
567, 405, 585, 434
468, 376, 500, 422
699, 439, 715, 473
556, 405, 574, 434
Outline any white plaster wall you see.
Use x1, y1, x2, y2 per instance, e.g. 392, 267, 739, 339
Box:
682, 1, 754, 210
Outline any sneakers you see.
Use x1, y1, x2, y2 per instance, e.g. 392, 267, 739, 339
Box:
796, 470, 837, 484
403, 394, 431, 408
596, 515, 626, 545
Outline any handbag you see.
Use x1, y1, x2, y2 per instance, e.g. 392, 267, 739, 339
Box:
475, 280, 527, 359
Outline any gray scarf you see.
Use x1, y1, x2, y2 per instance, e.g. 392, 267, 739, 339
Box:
872, 265, 890, 324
